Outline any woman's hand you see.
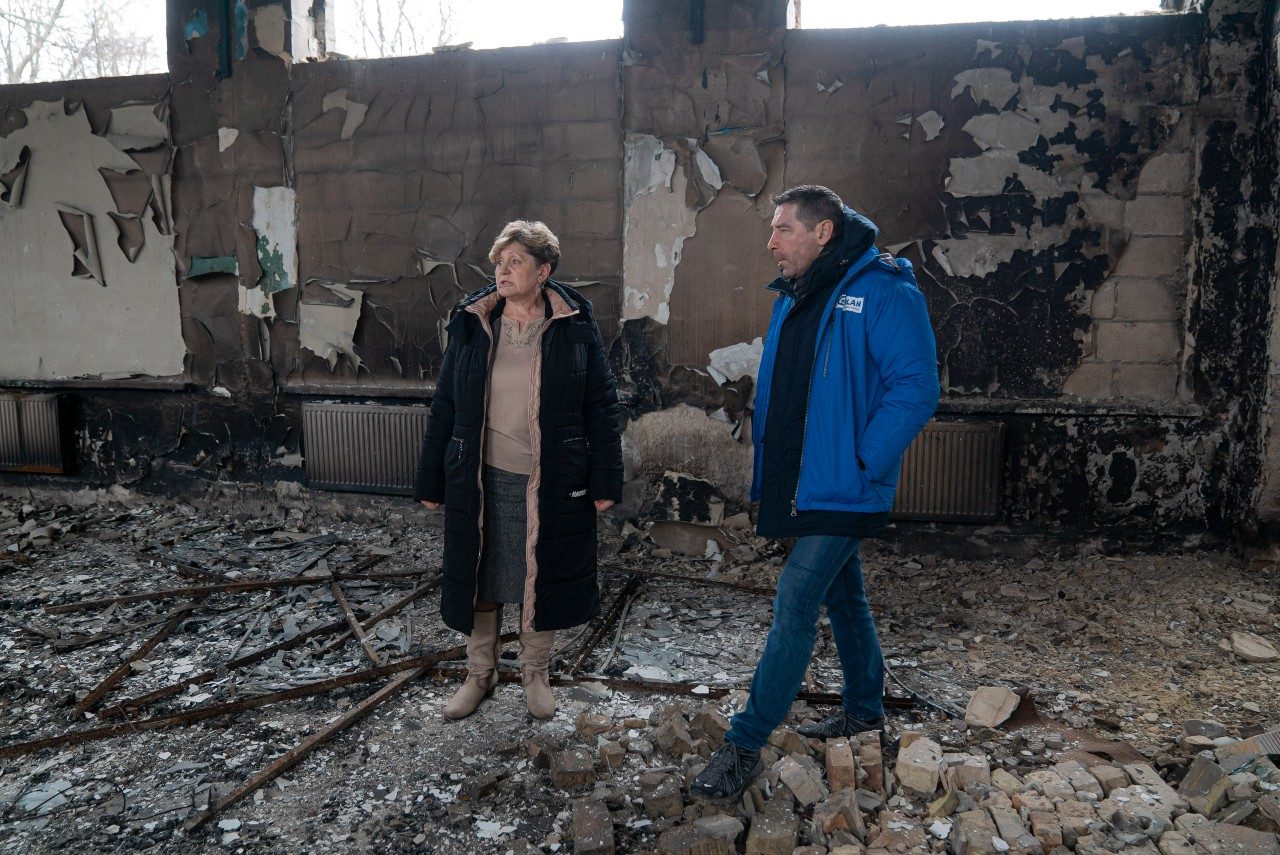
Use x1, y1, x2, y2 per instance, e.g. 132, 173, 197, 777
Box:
420, 500, 442, 511
593, 499, 615, 513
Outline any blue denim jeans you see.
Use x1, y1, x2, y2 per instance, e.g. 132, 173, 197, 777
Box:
725, 535, 884, 751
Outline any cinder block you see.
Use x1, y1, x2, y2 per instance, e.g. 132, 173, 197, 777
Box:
564, 121, 624, 158
1137, 152, 1193, 195
1114, 236, 1187, 277
1124, 195, 1191, 237
1080, 191, 1126, 230
1112, 363, 1179, 400
1114, 278, 1181, 321
565, 199, 623, 237
1090, 280, 1117, 319
1094, 322, 1180, 363
549, 159, 622, 202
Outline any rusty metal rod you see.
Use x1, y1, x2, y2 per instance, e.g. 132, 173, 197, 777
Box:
330, 581, 382, 666
99, 579, 439, 719
44, 568, 429, 614
74, 595, 209, 714
623, 567, 777, 597
431, 666, 916, 708
569, 573, 641, 676
0, 637, 516, 760
185, 667, 425, 831
315, 577, 437, 657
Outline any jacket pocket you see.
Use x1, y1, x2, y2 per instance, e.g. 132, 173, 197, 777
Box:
560, 437, 590, 501
443, 437, 468, 499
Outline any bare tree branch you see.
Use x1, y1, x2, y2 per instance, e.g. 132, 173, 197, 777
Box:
0, 0, 159, 85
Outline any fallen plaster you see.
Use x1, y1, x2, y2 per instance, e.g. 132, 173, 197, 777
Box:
300, 282, 364, 371
0, 99, 184, 380
624, 404, 753, 504
622, 134, 698, 325
217, 128, 239, 152
242, 186, 298, 319
320, 90, 369, 140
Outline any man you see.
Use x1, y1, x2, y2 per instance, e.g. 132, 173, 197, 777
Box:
691, 185, 939, 802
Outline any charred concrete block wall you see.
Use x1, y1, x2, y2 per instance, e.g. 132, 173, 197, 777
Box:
2, 0, 1279, 536
613, 0, 1278, 532
283, 42, 624, 390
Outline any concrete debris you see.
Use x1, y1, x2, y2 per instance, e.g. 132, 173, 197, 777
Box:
966, 686, 1021, 728
1228, 631, 1279, 663
1, 489, 1279, 852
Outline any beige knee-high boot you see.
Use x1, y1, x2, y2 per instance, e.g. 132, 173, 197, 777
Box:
519, 630, 557, 719
442, 608, 502, 720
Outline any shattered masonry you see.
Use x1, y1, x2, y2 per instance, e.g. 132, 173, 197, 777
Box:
1, 0, 1280, 534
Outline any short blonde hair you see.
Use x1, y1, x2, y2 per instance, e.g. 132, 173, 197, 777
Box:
488, 220, 561, 275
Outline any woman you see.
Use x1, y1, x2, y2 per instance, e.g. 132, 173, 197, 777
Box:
414, 220, 623, 720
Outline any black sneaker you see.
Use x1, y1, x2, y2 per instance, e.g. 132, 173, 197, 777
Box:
690, 741, 762, 803
795, 709, 885, 741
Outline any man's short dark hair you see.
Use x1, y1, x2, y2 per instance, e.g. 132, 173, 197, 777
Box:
771, 185, 844, 234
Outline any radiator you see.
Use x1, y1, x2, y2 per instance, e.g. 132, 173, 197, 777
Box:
0, 393, 65, 473
302, 402, 430, 494
892, 421, 1004, 522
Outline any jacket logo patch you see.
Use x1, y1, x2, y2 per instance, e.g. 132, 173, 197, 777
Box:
570, 489, 587, 498
837, 295, 864, 313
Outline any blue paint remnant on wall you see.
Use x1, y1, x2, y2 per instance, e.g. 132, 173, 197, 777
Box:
184, 8, 208, 39
234, 0, 249, 61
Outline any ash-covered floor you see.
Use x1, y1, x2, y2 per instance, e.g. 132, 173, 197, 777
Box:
0, 486, 1276, 854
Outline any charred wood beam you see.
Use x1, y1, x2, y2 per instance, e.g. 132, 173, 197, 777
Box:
431, 666, 917, 709
621, 567, 777, 598
98, 578, 439, 719
0, 636, 518, 760
314, 576, 437, 657
185, 667, 425, 832
74, 595, 209, 714
44, 568, 429, 614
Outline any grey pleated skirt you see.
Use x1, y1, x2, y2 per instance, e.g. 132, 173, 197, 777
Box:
477, 464, 529, 604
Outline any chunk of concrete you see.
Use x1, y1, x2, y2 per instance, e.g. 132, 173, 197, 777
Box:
896, 737, 943, 795
572, 797, 615, 855
965, 687, 1021, 728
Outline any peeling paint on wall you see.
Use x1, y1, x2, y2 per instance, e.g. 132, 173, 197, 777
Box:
241, 185, 298, 319
622, 133, 697, 324
0, 99, 184, 380
319, 89, 368, 140
300, 282, 364, 370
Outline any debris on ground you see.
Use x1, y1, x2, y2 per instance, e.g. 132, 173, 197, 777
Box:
0, 485, 1277, 854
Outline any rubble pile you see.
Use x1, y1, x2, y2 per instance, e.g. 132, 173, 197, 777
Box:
0, 486, 1276, 854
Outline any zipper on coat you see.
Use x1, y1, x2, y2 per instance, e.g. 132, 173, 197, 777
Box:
787, 294, 825, 518
821, 308, 837, 378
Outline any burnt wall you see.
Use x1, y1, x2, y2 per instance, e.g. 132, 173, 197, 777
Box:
2, 0, 1279, 537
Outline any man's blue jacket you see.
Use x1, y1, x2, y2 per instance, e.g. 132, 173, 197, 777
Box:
751, 223, 940, 519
